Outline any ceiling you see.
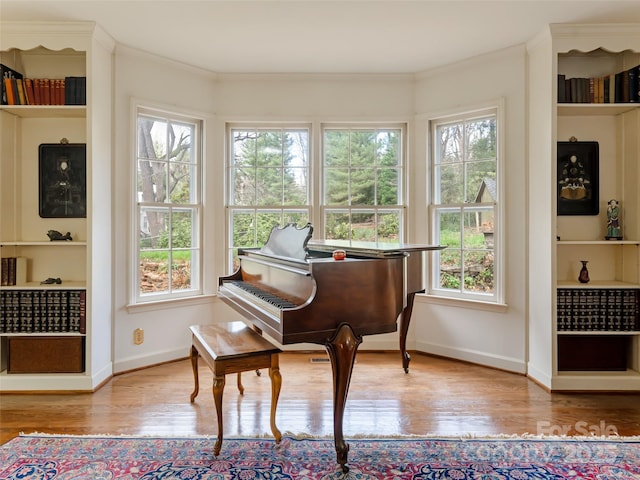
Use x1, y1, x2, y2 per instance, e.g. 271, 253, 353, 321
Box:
1, 1, 640, 74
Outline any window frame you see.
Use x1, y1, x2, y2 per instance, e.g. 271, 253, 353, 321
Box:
428, 104, 504, 304
225, 123, 312, 271
320, 123, 407, 244
132, 104, 204, 304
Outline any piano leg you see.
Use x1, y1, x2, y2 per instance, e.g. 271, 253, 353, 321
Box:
325, 322, 362, 473
398, 291, 422, 373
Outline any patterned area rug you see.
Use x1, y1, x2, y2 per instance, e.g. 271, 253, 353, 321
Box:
1, 433, 639, 479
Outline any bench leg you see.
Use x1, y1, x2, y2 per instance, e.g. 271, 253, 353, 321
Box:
269, 355, 282, 443
189, 345, 199, 403
213, 374, 226, 456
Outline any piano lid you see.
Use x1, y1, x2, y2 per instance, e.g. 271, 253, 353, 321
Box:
308, 239, 446, 257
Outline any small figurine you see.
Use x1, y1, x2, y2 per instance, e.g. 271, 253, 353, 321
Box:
605, 199, 622, 240
47, 230, 73, 241
40, 277, 62, 285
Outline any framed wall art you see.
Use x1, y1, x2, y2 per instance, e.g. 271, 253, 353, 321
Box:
39, 141, 86, 218
557, 140, 599, 216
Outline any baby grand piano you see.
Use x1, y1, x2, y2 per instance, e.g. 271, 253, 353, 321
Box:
218, 223, 444, 472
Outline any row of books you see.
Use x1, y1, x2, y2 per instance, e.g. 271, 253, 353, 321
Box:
1, 257, 26, 286
0, 290, 86, 334
558, 64, 639, 103
1, 64, 86, 105
557, 288, 639, 331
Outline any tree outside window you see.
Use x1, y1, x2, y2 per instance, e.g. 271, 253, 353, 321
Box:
323, 126, 404, 243
432, 111, 498, 299
227, 126, 310, 270
136, 108, 201, 301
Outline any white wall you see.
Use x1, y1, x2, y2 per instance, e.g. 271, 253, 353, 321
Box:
112, 44, 529, 374
410, 45, 528, 373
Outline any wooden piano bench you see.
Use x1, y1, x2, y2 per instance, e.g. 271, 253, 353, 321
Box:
189, 322, 282, 455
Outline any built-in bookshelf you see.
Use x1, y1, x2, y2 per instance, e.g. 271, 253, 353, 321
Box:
528, 24, 640, 391
0, 22, 114, 390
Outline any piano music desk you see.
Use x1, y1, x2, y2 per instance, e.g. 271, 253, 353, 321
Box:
189, 322, 282, 455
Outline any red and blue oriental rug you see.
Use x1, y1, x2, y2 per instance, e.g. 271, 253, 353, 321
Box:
1, 433, 639, 479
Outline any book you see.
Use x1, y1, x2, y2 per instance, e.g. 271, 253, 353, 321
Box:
24, 78, 35, 105
1, 63, 23, 105
33, 78, 42, 104
628, 65, 638, 103
16, 78, 27, 105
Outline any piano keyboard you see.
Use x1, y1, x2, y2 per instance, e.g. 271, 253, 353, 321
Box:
226, 280, 299, 309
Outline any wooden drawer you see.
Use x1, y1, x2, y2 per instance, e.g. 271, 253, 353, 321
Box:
557, 335, 628, 371
7, 336, 85, 373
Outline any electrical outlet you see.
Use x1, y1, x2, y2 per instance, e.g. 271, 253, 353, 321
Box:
134, 328, 144, 345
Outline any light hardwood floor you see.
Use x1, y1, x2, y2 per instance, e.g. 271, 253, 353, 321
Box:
2, 351, 639, 445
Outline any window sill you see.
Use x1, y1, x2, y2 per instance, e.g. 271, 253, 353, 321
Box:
416, 293, 508, 313
126, 293, 216, 314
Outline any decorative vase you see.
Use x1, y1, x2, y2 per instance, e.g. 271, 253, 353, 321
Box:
578, 260, 590, 284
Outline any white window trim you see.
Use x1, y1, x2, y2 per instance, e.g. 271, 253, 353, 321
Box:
319, 122, 408, 242
130, 100, 205, 306
426, 99, 505, 305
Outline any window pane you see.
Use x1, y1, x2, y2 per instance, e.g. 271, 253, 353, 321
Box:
324, 130, 349, 167
466, 160, 496, 204
350, 168, 375, 205
435, 163, 464, 204
138, 115, 167, 160
325, 168, 349, 205
233, 131, 257, 168
231, 210, 256, 248
140, 249, 169, 293
351, 211, 376, 241
463, 207, 494, 250
232, 167, 257, 206
325, 211, 350, 240
172, 209, 195, 248
464, 250, 494, 294
256, 167, 283, 205
439, 249, 461, 291
465, 117, 496, 161
282, 211, 310, 226
139, 207, 170, 250
349, 130, 376, 167
377, 167, 399, 205
284, 167, 308, 205
172, 250, 193, 291
435, 123, 462, 164
437, 209, 461, 247
377, 211, 401, 243
138, 160, 167, 204
377, 130, 400, 167
171, 121, 196, 163
256, 131, 283, 167
168, 161, 194, 204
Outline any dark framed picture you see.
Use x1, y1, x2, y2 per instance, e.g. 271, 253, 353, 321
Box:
39, 143, 86, 218
557, 141, 599, 216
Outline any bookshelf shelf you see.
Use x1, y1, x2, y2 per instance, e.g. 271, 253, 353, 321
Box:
557, 240, 640, 245
557, 280, 640, 289
0, 105, 85, 118
558, 331, 640, 335
1, 281, 86, 290
557, 104, 639, 116
1, 241, 87, 247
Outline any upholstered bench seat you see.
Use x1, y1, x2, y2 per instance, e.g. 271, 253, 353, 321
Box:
189, 322, 282, 455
